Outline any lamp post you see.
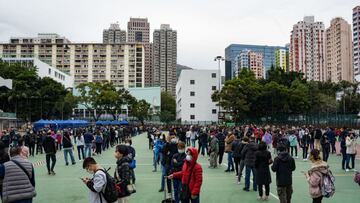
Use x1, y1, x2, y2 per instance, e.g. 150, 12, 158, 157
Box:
214, 56, 224, 122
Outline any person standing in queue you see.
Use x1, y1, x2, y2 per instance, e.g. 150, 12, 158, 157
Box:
168, 147, 203, 203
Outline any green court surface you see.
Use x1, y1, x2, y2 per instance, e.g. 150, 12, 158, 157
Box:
30, 133, 360, 203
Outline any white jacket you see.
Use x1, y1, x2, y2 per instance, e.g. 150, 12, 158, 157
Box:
346, 136, 357, 154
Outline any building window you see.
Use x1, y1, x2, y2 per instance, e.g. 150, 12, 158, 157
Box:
190, 115, 195, 120
190, 91, 195, 96
212, 109, 217, 114
190, 80, 195, 85
48, 68, 51, 75
212, 73, 216, 78
190, 103, 195, 108
212, 86, 217, 90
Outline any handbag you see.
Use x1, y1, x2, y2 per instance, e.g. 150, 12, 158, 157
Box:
180, 164, 195, 200
127, 179, 136, 194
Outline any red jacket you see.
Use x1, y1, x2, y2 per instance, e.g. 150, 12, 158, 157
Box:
173, 147, 203, 196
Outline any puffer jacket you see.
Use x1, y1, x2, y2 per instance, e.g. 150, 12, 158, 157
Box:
241, 141, 258, 167
307, 160, 329, 198
173, 147, 203, 196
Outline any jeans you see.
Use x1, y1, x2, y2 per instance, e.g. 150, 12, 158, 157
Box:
84, 143, 92, 158
322, 146, 330, 162
330, 141, 336, 153
63, 148, 76, 165
200, 142, 208, 156
226, 152, 234, 170
245, 165, 257, 190
234, 157, 240, 175
77, 145, 85, 160
191, 139, 196, 148
29, 144, 35, 156
238, 160, 245, 182
218, 146, 225, 165
182, 194, 200, 203
160, 164, 171, 192
346, 154, 356, 169
258, 184, 270, 197
341, 149, 348, 169
45, 153, 56, 172
153, 151, 160, 171
277, 186, 293, 203
302, 146, 309, 159
173, 178, 182, 203
186, 138, 190, 146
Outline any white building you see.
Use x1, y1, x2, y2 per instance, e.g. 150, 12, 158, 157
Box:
176, 69, 220, 123
0, 76, 12, 89
1, 58, 74, 88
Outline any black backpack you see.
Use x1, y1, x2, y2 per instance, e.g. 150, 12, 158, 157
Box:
98, 168, 118, 203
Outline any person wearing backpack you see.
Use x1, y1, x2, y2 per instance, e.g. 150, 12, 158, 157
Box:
114, 145, 132, 203
62, 131, 76, 166
304, 149, 330, 203
82, 157, 108, 203
1, 147, 36, 203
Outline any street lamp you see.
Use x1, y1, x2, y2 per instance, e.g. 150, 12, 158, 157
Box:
214, 56, 224, 122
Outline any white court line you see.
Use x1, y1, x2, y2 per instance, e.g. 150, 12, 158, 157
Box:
222, 163, 279, 200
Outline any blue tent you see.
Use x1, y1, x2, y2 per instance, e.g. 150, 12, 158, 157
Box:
119, 120, 129, 125
34, 119, 89, 131
95, 120, 128, 125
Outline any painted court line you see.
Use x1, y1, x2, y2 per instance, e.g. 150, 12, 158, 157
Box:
222, 163, 280, 200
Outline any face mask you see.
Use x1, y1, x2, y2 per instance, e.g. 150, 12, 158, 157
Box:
86, 168, 94, 174
178, 149, 185, 153
186, 155, 192, 162
171, 139, 177, 143
125, 143, 130, 146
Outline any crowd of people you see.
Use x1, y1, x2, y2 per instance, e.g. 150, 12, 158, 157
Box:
0, 124, 358, 203
146, 124, 358, 203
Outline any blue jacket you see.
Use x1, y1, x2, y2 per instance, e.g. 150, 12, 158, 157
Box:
153, 139, 164, 154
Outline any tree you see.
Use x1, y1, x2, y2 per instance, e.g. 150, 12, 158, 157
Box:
160, 92, 176, 123
131, 99, 151, 125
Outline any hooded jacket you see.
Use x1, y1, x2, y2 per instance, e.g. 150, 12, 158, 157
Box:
271, 151, 296, 187
307, 160, 329, 198
173, 148, 203, 196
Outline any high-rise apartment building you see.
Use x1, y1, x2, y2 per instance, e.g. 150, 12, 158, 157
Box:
275, 49, 287, 71
353, 6, 360, 79
153, 24, 177, 96
290, 16, 325, 81
325, 17, 353, 83
103, 23, 126, 43
225, 44, 285, 80
234, 50, 264, 79
0, 33, 145, 88
127, 18, 152, 87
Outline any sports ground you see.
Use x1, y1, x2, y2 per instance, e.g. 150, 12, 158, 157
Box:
30, 133, 360, 203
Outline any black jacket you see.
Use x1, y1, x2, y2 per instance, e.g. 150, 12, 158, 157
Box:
62, 135, 73, 148
255, 150, 272, 185
217, 133, 226, 148
171, 152, 186, 173
271, 151, 296, 187
241, 142, 258, 167
162, 142, 178, 166
300, 134, 311, 148
116, 156, 132, 197
43, 136, 57, 154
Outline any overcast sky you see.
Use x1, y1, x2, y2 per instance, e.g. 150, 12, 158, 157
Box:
0, 0, 358, 73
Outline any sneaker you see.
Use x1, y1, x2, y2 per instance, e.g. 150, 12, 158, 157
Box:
237, 181, 240, 185
224, 169, 230, 172
65, 163, 69, 166
48, 171, 51, 175
51, 171, 56, 175
295, 156, 299, 159
263, 196, 269, 201
243, 188, 249, 192
72, 162, 76, 165
345, 169, 349, 172
158, 189, 164, 192
230, 169, 235, 172
257, 196, 263, 201
152, 169, 157, 172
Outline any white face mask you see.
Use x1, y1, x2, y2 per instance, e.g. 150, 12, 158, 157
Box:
125, 143, 130, 146
178, 149, 185, 153
186, 155, 192, 162
171, 138, 177, 143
